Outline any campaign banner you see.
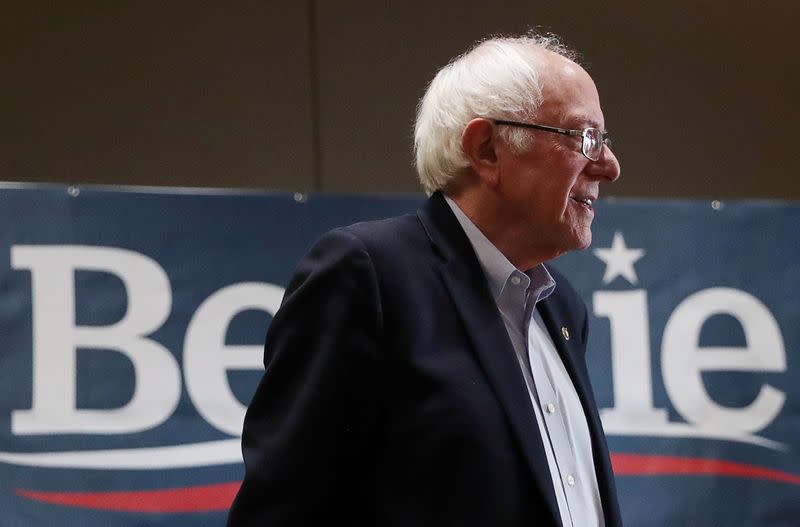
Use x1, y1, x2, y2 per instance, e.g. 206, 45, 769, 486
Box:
0, 185, 797, 526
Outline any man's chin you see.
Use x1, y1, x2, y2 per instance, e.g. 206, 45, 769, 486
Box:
558, 217, 593, 251
569, 230, 593, 251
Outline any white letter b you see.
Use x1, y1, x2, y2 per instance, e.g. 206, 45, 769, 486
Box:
11, 245, 180, 435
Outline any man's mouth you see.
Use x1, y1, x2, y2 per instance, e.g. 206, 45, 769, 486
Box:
571, 196, 595, 209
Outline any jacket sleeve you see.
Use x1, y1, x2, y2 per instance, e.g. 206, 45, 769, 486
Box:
227, 227, 384, 526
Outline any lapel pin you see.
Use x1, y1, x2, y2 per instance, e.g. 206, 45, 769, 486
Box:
561, 326, 570, 341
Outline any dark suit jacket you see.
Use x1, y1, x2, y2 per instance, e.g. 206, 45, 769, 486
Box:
228, 192, 621, 526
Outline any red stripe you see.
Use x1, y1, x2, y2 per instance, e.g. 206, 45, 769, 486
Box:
15, 454, 800, 513
611, 453, 800, 485
16, 482, 240, 513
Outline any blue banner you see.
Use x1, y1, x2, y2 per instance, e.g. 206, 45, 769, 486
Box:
0, 185, 797, 525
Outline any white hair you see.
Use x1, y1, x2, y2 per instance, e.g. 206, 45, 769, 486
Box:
413, 33, 578, 195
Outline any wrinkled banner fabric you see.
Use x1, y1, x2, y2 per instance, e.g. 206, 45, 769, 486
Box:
0, 185, 797, 526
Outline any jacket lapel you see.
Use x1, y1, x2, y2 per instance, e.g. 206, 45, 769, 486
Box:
538, 296, 622, 527
417, 193, 562, 526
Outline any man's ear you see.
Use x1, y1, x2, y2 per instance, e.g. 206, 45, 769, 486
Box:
461, 118, 500, 187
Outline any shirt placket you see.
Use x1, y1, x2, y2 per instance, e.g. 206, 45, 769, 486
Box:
525, 290, 582, 527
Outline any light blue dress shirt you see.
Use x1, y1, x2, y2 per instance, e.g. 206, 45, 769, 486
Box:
445, 196, 604, 527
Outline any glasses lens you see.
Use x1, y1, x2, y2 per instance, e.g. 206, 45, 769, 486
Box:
583, 129, 604, 161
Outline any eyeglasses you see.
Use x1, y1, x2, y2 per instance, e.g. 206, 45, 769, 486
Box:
493, 119, 611, 162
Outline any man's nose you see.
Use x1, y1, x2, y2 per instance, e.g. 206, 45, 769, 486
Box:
590, 145, 621, 182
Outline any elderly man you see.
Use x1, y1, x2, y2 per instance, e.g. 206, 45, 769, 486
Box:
228, 33, 622, 526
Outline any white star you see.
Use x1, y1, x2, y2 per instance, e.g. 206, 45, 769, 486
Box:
593, 231, 645, 285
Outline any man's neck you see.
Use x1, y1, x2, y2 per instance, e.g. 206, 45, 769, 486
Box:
444, 190, 562, 270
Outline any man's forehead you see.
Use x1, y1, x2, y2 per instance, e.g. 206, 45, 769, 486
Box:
534, 54, 603, 127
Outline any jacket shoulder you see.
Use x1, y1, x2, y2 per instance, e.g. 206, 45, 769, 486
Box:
341, 212, 426, 248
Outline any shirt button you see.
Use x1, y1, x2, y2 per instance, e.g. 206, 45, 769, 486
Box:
510, 275, 521, 285
566, 475, 575, 487
546, 403, 556, 414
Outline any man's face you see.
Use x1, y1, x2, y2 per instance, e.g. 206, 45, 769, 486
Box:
494, 57, 621, 259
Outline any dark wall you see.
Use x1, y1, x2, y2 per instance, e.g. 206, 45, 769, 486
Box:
4, 2, 799, 199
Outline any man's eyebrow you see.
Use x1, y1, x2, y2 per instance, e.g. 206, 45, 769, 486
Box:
566, 113, 604, 129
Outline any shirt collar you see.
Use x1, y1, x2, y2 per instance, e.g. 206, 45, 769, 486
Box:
444, 195, 556, 304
